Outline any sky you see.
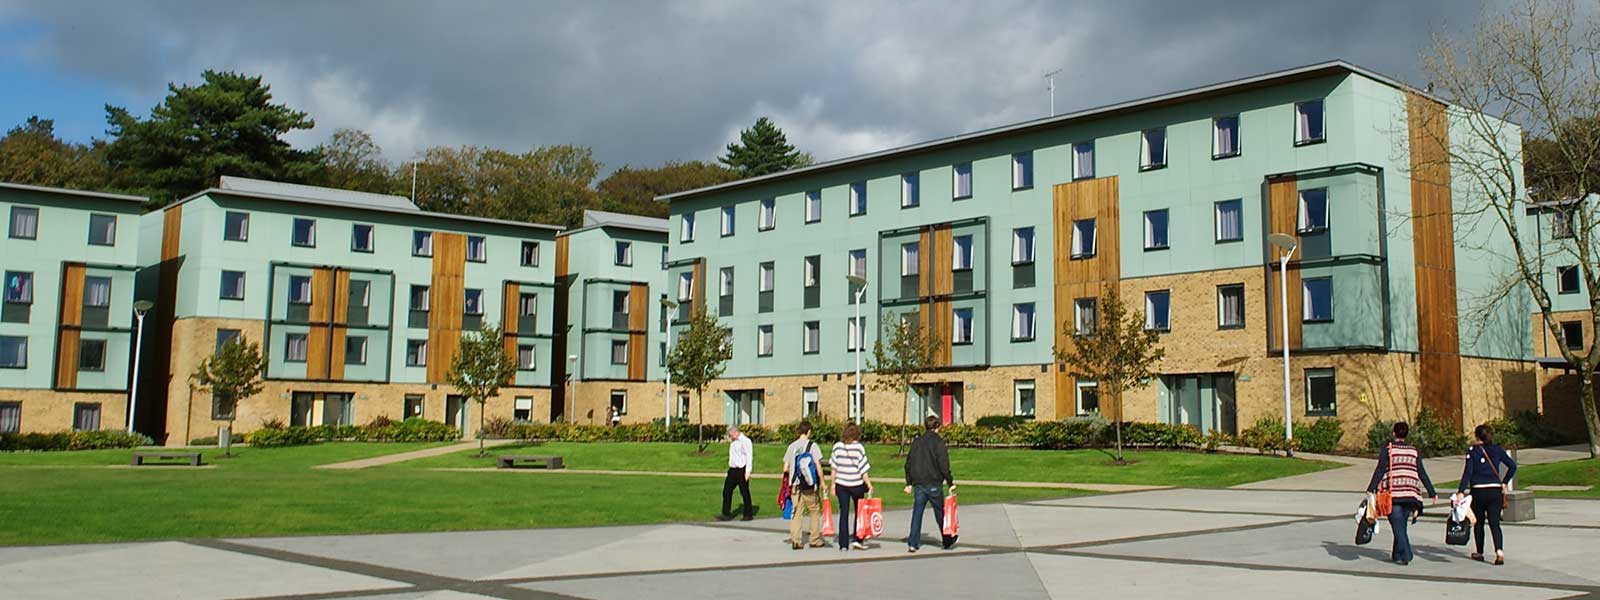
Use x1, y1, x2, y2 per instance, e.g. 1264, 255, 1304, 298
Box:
0, 0, 1506, 173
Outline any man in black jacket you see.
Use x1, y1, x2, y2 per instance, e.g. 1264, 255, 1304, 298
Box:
904, 415, 957, 552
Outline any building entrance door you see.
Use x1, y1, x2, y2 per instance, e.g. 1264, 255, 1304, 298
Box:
1158, 373, 1236, 435
446, 395, 469, 438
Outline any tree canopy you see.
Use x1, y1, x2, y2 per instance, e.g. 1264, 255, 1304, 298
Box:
869, 314, 939, 455
1054, 290, 1164, 461
597, 160, 739, 218
666, 309, 733, 451
447, 322, 519, 455
719, 117, 808, 177
0, 116, 116, 191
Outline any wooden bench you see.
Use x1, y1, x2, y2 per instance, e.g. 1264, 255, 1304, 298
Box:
132, 451, 203, 466
497, 455, 564, 470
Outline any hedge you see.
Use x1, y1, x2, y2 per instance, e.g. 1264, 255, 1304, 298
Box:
0, 430, 153, 452
245, 417, 459, 447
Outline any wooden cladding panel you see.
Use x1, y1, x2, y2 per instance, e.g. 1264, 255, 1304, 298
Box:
931, 225, 954, 297
1052, 177, 1121, 419
306, 268, 333, 380
691, 260, 706, 315
1408, 92, 1464, 427
555, 236, 571, 278
912, 224, 955, 366
627, 283, 649, 380
56, 330, 80, 389
328, 270, 351, 381
1266, 178, 1304, 351
55, 263, 87, 389
427, 233, 467, 383
502, 282, 522, 360
161, 207, 182, 261
59, 264, 85, 327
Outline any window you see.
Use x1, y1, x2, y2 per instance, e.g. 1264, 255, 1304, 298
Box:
1141, 127, 1167, 169
848, 249, 867, 279
519, 293, 537, 318
1013, 303, 1036, 341
805, 190, 822, 222
760, 197, 777, 229
1145, 290, 1171, 331
350, 224, 374, 252
291, 218, 316, 247
1217, 284, 1245, 329
1074, 298, 1097, 335
1298, 188, 1329, 232
0, 336, 25, 368
8, 206, 38, 239
1306, 368, 1336, 416
615, 241, 633, 266
406, 340, 427, 366
1012, 152, 1033, 189
410, 285, 431, 311
345, 336, 368, 365
680, 212, 696, 242
1558, 265, 1580, 294
610, 390, 628, 416
466, 236, 487, 262
612, 290, 630, 319
216, 329, 242, 351
803, 321, 820, 354
288, 275, 312, 304
1562, 321, 1584, 350
943, 235, 972, 271
901, 242, 920, 276
1215, 199, 1243, 242
901, 173, 920, 208
1012, 227, 1035, 264
953, 163, 972, 199
847, 317, 863, 351
88, 214, 116, 246
285, 333, 308, 362
72, 403, 101, 431
1144, 209, 1169, 250
1553, 210, 1574, 239
804, 255, 820, 288
1014, 380, 1036, 417
514, 397, 532, 421
678, 272, 694, 301
849, 182, 867, 215
611, 340, 628, 364
759, 262, 774, 292
1075, 380, 1100, 415
721, 206, 736, 236
1071, 219, 1096, 258
223, 211, 249, 241
220, 271, 246, 300
459, 289, 482, 317
757, 325, 773, 356
83, 276, 111, 308
1302, 277, 1333, 322
719, 267, 734, 297
413, 230, 433, 256
405, 395, 425, 419
1213, 115, 1240, 158
1296, 100, 1325, 144
803, 387, 820, 418
0, 402, 18, 433
849, 387, 864, 422
78, 339, 106, 371
4, 271, 32, 304
521, 241, 541, 267
659, 341, 666, 367
1073, 142, 1094, 180
518, 344, 537, 370
953, 307, 973, 344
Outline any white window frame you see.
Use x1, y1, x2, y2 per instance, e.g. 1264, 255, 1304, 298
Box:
1298, 188, 1329, 232
680, 213, 696, 242
952, 162, 972, 199
1073, 142, 1094, 180
1141, 127, 1167, 170
1012, 302, 1036, 341
805, 190, 822, 223
803, 387, 820, 418
1213, 115, 1240, 158
1305, 368, 1337, 416
953, 307, 973, 344
803, 321, 820, 354
901, 173, 920, 208
1014, 380, 1037, 417
615, 241, 633, 266
1217, 284, 1245, 329
1144, 290, 1171, 332
1012, 152, 1033, 189
849, 182, 867, 215
1072, 219, 1097, 258
1012, 227, 1035, 264
721, 206, 735, 236
1074, 298, 1097, 335
757, 324, 774, 357
1143, 209, 1169, 250
1215, 199, 1243, 242
759, 263, 774, 292
1296, 99, 1326, 145
1075, 380, 1100, 415
759, 198, 776, 229
610, 390, 628, 416
953, 235, 973, 270
1302, 277, 1334, 322
901, 242, 920, 276
413, 230, 433, 257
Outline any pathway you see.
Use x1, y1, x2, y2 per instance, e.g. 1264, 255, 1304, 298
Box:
1235, 444, 1592, 492
427, 467, 1167, 493
314, 439, 517, 470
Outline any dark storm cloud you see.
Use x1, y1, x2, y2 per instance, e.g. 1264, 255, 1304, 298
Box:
0, 0, 1493, 171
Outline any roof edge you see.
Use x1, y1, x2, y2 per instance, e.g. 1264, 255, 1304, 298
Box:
170, 188, 564, 232
0, 181, 148, 204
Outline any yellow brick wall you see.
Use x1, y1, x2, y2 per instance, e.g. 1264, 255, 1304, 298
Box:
0, 389, 128, 434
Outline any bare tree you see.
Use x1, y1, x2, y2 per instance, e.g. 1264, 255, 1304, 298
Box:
1055, 290, 1164, 463
868, 314, 939, 456
666, 310, 733, 454
447, 323, 518, 456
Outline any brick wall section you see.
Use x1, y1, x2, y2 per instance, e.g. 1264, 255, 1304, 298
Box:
1532, 309, 1592, 358
0, 389, 127, 434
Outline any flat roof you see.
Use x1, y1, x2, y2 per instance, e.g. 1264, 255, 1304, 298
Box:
170, 187, 564, 233
220, 176, 419, 211
559, 209, 669, 236
0, 181, 147, 204
657, 60, 1437, 203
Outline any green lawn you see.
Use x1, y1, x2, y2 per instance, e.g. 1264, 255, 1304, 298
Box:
1514, 459, 1600, 498
0, 442, 454, 468
401, 442, 1338, 488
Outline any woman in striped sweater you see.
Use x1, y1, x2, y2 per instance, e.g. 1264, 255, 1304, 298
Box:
1367, 421, 1438, 565
830, 422, 874, 551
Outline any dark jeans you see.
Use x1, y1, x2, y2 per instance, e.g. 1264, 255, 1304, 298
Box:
1471, 487, 1505, 554
1388, 500, 1420, 563
721, 468, 751, 518
907, 483, 945, 549
834, 483, 868, 549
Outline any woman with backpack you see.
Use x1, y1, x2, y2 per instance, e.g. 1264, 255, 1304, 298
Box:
1457, 424, 1517, 565
1366, 421, 1438, 565
830, 422, 874, 551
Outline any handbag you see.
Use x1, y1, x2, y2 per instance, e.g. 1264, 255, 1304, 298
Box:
942, 494, 959, 537
855, 496, 884, 541
1445, 516, 1471, 545
1355, 517, 1376, 545
820, 497, 835, 537
1374, 444, 1393, 518
1486, 446, 1510, 510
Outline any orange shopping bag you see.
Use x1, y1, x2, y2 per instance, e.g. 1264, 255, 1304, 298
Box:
821, 497, 835, 537
942, 494, 959, 537
855, 496, 884, 541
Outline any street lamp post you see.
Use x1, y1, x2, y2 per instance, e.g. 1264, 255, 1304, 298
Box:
127, 300, 155, 435
660, 297, 679, 429
1267, 233, 1299, 456
846, 274, 868, 424
565, 354, 578, 423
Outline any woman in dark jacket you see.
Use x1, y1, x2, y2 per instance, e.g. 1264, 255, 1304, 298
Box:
1457, 424, 1517, 565
1367, 421, 1437, 565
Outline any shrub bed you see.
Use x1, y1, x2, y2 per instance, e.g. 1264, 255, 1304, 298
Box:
245, 417, 459, 447
1365, 408, 1467, 457
0, 430, 153, 452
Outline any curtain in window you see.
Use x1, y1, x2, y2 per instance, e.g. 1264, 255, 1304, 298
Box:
953, 236, 972, 269
11, 208, 37, 238
1217, 201, 1242, 240
520, 294, 537, 316
953, 164, 972, 198
1215, 117, 1238, 155
1074, 143, 1094, 178
678, 273, 693, 300
287, 335, 308, 361
520, 346, 535, 369
6, 273, 31, 303
92, 215, 116, 244
849, 251, 866, 278
0, 403, 19, 433
84, 277, 111, 307
1013, 228, 1034, 262
1221, 288, 1243, 326
901, 244, 919, 275
848, 318, 861, 350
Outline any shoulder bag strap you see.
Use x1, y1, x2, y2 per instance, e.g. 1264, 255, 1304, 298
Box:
1383, 443, 1394, 490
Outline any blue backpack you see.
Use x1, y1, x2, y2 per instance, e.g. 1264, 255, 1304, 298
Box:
793, 441, 820, 491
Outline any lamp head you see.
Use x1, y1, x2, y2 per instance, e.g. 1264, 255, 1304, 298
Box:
846, 275, 867, 287
132, 300, 155, 313
660, 298, 679, 309
1267, 233, 1298, 252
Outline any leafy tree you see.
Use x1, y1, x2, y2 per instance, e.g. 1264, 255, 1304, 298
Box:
597, 161, 739, 218
0, 116, 117, 191
666, 309, 733, 453
190, 336, 265, 456
315, 129, 399, 195
447, 322, 519, 456
1054, 290, 1165, 462
719, 117, 806, 177
103, 70, 319, 205
407, 144, 604, 228
869, 314, 939, 456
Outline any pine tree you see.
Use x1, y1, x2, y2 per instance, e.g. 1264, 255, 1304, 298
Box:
719, 117, 806, 177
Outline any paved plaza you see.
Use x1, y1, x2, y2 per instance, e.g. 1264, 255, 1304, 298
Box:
3, 487, 1597, 600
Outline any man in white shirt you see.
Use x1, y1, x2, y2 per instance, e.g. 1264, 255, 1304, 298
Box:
781, 421, 827, 548
719, 424, 754, 521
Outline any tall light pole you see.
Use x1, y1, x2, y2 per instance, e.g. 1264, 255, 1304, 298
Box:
565, 354, 578, 423
1268, 233, 1299, 456
660, 297, 679, 429
847, 274, 868, 424
127, 300, 155, 435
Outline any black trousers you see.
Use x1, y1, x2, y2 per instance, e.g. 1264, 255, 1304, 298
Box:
722, 467, 752, 518
1471, 486, 1505, 554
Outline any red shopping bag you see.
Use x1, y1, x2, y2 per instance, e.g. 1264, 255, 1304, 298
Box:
855, 497, 884, 541
942, 494, 959, 537
821, 497, 835, 536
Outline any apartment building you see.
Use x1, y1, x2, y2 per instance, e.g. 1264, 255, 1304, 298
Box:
656, 61, 1542, 437
552, 210, 672, 425
139, 177, 560, 444
1, 182, 146, 435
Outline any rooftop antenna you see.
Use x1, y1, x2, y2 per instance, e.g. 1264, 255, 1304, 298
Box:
1045, 68, 1063, 116
411, 161, 418, 204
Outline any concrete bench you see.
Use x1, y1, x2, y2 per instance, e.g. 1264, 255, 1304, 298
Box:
497, 455, 564, 470
1504, 489, 1535, 522
132, 451, 203, 466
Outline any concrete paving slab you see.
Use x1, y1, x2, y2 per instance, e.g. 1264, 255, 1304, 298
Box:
232, 526, 659, 580
709, 503, 1024, 548
1000, 503, 1299, 548
1517, 498, 1600, 527
1036, 487, 1360, 517
0, 540, 406, 600
353, 593, 505, 600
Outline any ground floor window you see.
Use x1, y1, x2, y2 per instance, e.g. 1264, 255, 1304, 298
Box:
1014, 380, 1036, 417
0, 401, 19, 433
610, 390, 628, 416
211, 392, 235, 420
514, 396, 532, 421
848, 387, 864, 422
73, 402, 101, 431
404, 394, 425, 419
802, 387, 819, 418
1075, 381, 1099, 416
677, 392, 690, 419
1305, 368, 1337, 416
